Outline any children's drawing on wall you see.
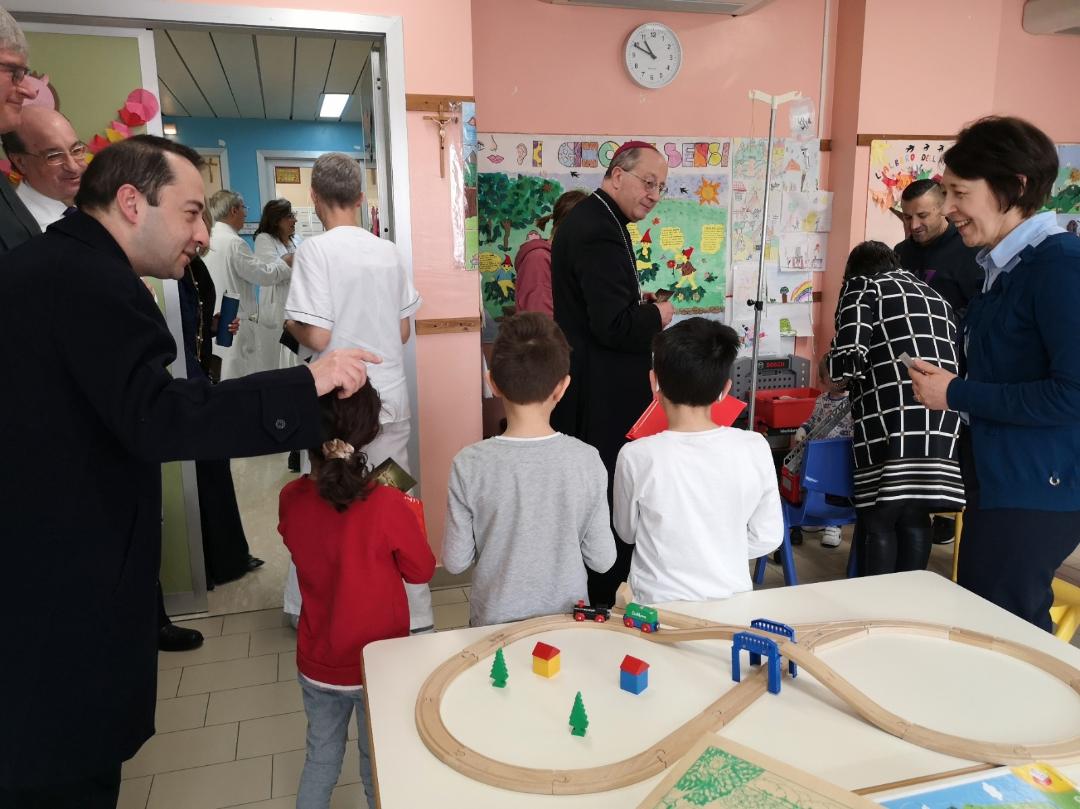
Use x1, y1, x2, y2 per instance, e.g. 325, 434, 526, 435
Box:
449, 102, 479, 271
462, 102, 479, 269
865, 139, 951, 245
1048, 144, 1080, 234
733, 314, 781, 358
779, 233, 828, 272
477, 133, 733, 329
783, 191, 833, 233
729, 137, 820, 266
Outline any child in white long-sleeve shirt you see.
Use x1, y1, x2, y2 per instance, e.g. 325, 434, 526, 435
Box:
613, 318, 783, 605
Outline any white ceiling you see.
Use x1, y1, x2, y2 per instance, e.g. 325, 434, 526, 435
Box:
154, 29, 373, 122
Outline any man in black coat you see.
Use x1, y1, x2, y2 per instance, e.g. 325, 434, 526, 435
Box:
551, 141, 675, 606
0, 7, 42, 252
894, 179, 984, 316
0, 136, 375, 807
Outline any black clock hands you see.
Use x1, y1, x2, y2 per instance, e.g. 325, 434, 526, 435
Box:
633, 40, 657, 60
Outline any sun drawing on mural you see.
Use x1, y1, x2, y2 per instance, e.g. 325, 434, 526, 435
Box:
698, 178, 722, 206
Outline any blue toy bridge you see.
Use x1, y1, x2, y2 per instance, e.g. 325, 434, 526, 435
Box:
731, 619, 796, 696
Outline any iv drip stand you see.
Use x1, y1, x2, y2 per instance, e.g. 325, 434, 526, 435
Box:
745, 89, 802, 429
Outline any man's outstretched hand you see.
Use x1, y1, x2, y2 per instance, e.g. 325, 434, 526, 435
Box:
308, 349, 382, 398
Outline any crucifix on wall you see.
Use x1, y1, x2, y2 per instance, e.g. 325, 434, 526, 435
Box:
423, 106, 458, 178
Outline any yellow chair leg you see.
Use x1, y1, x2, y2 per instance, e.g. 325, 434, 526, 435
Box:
950, 510, 963, 583
1051, 577, 1080, 644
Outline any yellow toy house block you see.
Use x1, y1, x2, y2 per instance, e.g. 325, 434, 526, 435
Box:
531, 641, 561, 678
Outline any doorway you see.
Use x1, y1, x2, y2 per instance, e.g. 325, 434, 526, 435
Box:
10, 0, 417, 618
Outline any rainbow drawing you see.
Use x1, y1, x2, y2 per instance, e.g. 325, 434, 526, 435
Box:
792, 280, 813, 302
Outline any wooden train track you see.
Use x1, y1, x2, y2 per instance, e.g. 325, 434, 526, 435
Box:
414, 608, 1080, 795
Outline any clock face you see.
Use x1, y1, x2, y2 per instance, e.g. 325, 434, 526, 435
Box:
625, 23, 682, 89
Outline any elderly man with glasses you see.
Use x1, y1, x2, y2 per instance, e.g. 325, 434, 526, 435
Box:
2, 106, 88, 230
0, 5, 40, 252
204, 188, 292, 379
550, 140, 676, 609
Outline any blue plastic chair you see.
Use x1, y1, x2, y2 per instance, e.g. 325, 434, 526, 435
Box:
754, 437, 856, 586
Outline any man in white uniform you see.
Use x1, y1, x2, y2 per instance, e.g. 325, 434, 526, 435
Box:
1, 106, 86, 230
204, 189, 292, 379
284, 151, 432, 633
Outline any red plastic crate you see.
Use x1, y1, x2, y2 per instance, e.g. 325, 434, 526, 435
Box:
753, 387, 819, 429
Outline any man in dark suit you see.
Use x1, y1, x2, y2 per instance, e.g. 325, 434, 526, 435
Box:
0, 6, 40, 252
0, 135, 376, 808
894, 179, 983, 317
550, 140, 675, 607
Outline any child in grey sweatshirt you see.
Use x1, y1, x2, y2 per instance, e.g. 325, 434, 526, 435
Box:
442, 314, 616, 626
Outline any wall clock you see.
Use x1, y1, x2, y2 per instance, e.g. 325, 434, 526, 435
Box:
624, 22, 682, 89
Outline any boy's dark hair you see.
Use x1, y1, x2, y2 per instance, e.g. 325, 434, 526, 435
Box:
309, 384, 383, 512
900, 178, 944, 203
943, 116, 1058, 216
843, 240, 899, 281
652, 317, 739, 406
490, 312, 570, 404
75, 135, 204, 212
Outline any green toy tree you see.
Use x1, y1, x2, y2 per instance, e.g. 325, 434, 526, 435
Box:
569, 691, 589, 737
490, 648, 508, 688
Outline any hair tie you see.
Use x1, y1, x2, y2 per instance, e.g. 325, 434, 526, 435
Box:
322, 439, 354, 460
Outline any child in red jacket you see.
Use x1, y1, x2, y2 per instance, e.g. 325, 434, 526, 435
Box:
279, 385, 435, 808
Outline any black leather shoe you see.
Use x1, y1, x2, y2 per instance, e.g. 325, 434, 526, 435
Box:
159, 623, 204, 652
247, 555, 265, 571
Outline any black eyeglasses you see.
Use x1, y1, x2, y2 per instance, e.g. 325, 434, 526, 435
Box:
0, 61, 30, 85
24, 142, 88, 167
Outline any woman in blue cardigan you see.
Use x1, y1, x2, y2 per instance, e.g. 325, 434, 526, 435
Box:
909, 116, 1080, 631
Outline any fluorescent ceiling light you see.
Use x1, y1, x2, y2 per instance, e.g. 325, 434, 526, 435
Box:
162, 123, 177, 135
319, 94, 350, 118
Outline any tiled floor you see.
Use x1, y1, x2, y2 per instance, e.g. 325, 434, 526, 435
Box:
136, 534, 1077, 808
125, 589, 474, 809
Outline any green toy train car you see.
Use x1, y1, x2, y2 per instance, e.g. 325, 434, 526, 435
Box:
622, 602, 659, 633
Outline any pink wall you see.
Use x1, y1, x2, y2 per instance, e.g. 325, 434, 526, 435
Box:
472, 0, 829, 137
993, 0, 1080, 140
818, 0, 1080, 349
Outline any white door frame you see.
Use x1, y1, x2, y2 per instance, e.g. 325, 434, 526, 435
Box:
10, 1, 422, 614
9, 2, 413, 268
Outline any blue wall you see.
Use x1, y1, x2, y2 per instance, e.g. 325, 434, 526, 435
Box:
164, 116, 366, 214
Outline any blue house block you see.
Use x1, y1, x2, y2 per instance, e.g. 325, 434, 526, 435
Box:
620, 655, 649, 694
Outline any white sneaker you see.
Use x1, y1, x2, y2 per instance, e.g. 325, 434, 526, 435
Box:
821, 526, 842, 548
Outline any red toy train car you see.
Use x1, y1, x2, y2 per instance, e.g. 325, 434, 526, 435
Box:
572, 599, 610, 623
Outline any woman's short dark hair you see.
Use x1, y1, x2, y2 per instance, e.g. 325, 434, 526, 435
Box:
309, 384, 383, 512
844, 240, 899, 281
490, 312, 570, 404
943, 116, 1058, 216
254, 198, 295, 241
652, 317, 739, 406
74, 135, 204, 212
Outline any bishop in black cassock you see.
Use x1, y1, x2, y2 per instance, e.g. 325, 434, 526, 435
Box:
550, 141, 672, 606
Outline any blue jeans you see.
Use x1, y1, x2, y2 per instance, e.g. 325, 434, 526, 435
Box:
297, 676, 373, 808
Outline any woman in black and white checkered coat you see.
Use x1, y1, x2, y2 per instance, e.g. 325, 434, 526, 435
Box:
827, 241, 965, 576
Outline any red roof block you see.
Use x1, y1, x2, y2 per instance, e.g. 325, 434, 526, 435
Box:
532, 642, 560, 661
620, 655, 649, 675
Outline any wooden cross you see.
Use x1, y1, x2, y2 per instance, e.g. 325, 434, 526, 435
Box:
423, 107, 458, 178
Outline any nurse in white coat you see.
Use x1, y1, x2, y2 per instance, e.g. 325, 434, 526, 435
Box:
253, 198, 302, 372
204, 190, 292, 380
283, 152, 433, 634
